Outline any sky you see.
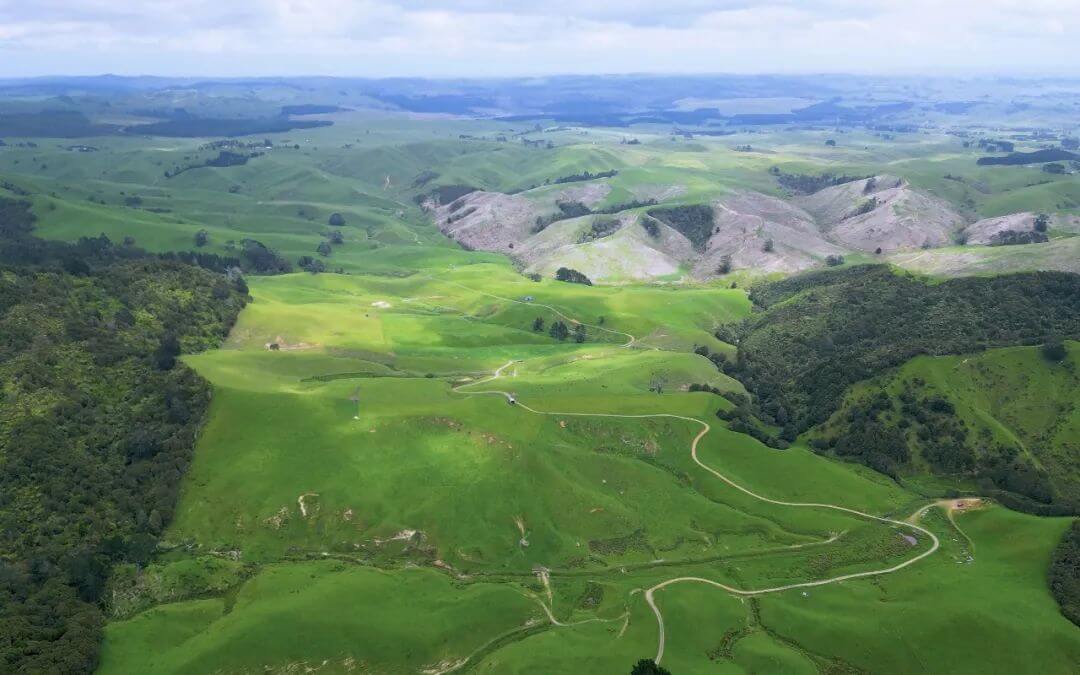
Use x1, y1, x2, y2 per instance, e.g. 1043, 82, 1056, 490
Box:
1, 0, 1077, 78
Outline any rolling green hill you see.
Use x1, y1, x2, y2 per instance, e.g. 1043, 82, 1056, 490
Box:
1, 105, 1078, 673
91, 256, 1080, 673
817, 343, 1080, 511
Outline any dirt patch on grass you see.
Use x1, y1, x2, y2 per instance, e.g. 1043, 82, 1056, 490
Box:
264, 505, 289, 529
266, 335, 317, 351
298, 492, 320, 518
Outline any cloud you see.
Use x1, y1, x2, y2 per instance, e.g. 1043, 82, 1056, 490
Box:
0, 0, 1077, 76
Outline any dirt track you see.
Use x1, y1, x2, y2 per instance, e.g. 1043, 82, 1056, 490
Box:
456, 359, 941, 665
442, 278, 944, 667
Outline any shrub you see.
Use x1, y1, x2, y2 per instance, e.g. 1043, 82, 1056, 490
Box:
717, 254, 733, 275
1041, 340, 1067, 362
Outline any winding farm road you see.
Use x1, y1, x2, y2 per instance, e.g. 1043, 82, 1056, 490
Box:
456, 358, 941, 666
435, 275, 946, 665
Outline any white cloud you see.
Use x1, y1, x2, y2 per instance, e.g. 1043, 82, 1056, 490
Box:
0, 0, 1077, 76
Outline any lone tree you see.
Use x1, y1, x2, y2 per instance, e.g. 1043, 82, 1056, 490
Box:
717, 254, 733, 275
194, 229, 209, 247
630, 659, 670, 675
574, 323, 587, 343
1034, 213, 1050, 233
328, 212, 346, 227
762, 238, 774, 253
327, 229, 345, 245
532, 317, 545, 332
549, 320, 570, 341
825, 254, 845, 267
316, 241, 332, 257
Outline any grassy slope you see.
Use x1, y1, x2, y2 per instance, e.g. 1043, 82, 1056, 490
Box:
5, 118, 1078, 282
824, 342, 1080, 505
5, 118, 1076, 672
99, 255, 1079, 673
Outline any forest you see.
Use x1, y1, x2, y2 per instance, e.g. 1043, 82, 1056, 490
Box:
725, 266, 1080, 504
0, 197, 247, 671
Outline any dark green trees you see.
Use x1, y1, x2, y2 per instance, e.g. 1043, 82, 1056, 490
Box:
297, 255, 326, 273
630, 658, 671, 675
1041, 340, 1067, 362
1050, 521, 1080, 626
555, 267, 593, 285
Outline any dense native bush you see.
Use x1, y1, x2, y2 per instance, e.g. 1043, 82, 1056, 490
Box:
239, 238, 292, 274
1049, 521, 1080, 627
551, 169, 618, 184
976, 148, 1078, 166
534, 199, 657, 232
0, 197, 246, 672
991, 230, 1049, 246
723, 265, 1080, 499
579, 217, 622, 243
646, 204, 714, 251
127, 116, 331, 138
555, 267, 593, 285
770, 169, 869, 194
735, 265, 1080, 430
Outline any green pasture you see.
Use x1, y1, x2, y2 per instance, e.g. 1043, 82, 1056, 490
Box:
7, 115, 1074, 673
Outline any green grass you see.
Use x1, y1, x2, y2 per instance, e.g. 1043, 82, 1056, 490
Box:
826, 342, 1080, 505
97, 255, 1079, 673
6, 118, 1076, 673
100, 564, 538, 675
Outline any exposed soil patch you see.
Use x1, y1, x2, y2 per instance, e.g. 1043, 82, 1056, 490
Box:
797, 175, 967, 252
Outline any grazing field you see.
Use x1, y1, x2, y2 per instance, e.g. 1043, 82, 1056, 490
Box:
2, 101, 1077, 672
95, 253, 1079, 673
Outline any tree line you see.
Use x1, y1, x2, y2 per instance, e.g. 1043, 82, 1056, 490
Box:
716, 265, 1080, 508
0, 196, 247, 672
